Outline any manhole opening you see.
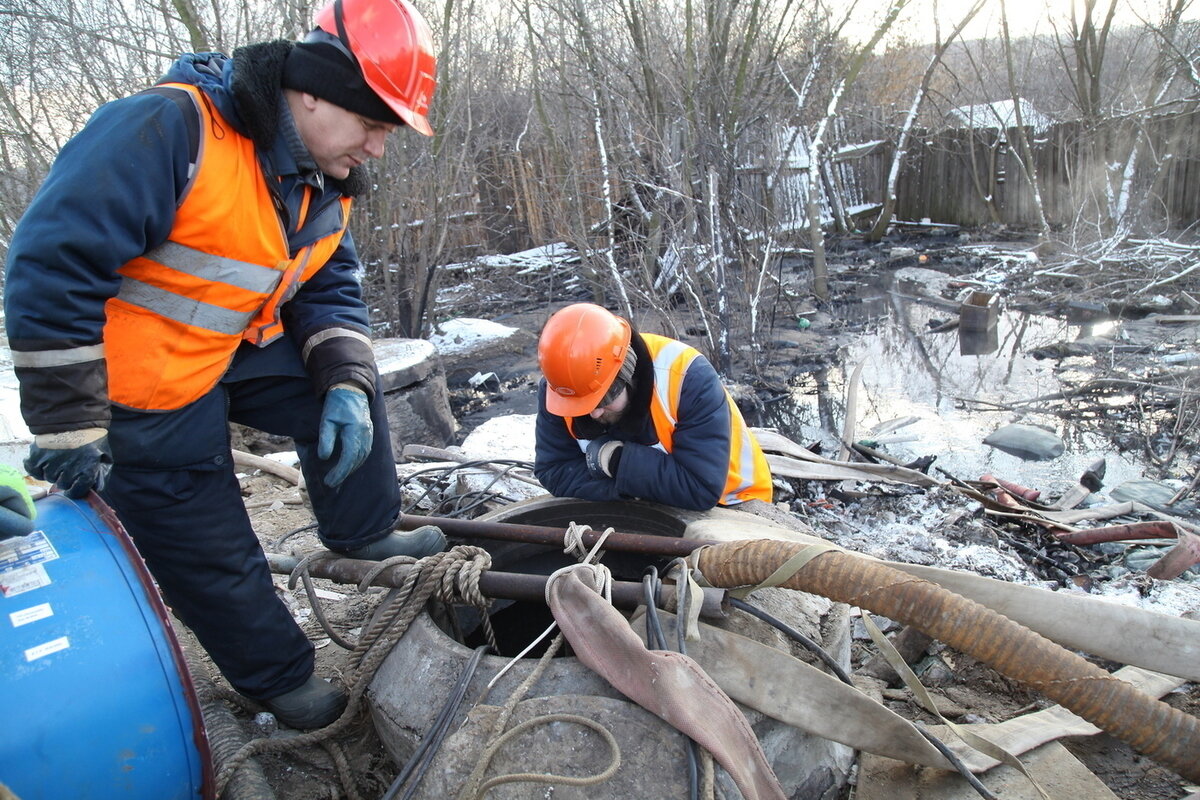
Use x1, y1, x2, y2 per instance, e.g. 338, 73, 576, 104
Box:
441, 503, 690, 658
442, 547, 673, 658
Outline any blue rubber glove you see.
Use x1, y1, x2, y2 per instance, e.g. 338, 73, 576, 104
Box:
0, 465, 36, 539
24, 428, 112, 499
318, 383, 374, 488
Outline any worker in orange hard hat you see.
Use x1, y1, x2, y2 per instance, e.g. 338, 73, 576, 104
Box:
6, 0, 441, 730
534, 303, 774, 511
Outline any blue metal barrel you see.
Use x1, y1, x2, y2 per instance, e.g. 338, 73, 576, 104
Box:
0, 493, 212, 799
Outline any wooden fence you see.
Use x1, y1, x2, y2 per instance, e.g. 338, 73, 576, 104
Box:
416, 109, 1200, 268
888, 111, 1200, 230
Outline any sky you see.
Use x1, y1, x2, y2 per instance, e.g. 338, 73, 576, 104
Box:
872, 0, 1199, 45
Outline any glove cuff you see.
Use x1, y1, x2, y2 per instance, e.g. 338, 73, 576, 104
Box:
330, 381, 368, 396
35, 428, 107, 449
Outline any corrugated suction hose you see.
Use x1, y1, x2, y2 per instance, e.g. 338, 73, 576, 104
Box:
695, 539, 1200, 782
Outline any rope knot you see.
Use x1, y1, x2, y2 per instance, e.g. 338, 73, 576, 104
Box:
563, 521, 615, 563
435, 545, 494, 607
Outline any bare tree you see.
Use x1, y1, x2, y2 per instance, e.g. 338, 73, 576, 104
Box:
866, 0, 987, 241
998, 0, 1051, 241
0, 0, 301, 255
802, 0, 910, 300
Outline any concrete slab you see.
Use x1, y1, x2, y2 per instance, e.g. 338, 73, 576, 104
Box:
857, 734, 1118, 800
374, 337, 438, 392
0, 337, 457, 469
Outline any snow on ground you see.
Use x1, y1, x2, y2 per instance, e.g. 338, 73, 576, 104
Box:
428, 318, 522, 357
819, 488, 1199, 618
0, 343, 31, 471
456, 416, 1200, 619
374, 337, 436, 373
817, 490, 1043, 583
459, 413, 536, 464
440, 243, 576, 274
436, 414, 543, 504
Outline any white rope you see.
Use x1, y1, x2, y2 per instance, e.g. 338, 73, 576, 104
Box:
485, 524, 613, 689
562, 520, 613, 562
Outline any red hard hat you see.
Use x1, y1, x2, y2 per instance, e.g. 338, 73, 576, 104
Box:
538, 304, 632, 417
315, 0, 437, 136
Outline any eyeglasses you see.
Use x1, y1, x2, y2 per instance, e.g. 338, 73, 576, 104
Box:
596, 379, 626, 409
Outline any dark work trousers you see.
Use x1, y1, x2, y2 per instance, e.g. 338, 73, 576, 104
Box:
100, 366, 402, 700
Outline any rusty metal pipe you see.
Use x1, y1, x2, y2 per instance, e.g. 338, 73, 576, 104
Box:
695, 538, 1200, 783
266, 553, 727, 618
1055, 520, 1177, 546
397, 513, 712, 556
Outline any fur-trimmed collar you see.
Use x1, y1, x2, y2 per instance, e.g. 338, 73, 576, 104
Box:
228, 40, 368, 197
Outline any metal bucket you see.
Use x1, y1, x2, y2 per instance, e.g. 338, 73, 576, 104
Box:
0, 493, 211, 799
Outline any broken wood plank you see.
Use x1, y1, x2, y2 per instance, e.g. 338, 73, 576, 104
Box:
857, 740, 1118, 799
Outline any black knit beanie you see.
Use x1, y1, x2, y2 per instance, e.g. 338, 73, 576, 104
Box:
282, 39, 401, 124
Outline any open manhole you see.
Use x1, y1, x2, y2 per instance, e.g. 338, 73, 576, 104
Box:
367, 497, 854, 799
454, 498, 692, 657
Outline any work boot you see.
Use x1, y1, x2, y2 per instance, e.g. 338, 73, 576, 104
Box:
340, 525, 446, 561
262, 674, 347, 730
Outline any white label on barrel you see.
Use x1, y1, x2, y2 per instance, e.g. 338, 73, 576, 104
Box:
0, 530, 60, 573
25, 636, 69, 662
10, 602, 52, 627
0, 564, 51, 598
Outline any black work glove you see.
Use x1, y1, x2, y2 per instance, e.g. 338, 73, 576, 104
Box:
25, 429, 113, 499
585, 437, 625, 479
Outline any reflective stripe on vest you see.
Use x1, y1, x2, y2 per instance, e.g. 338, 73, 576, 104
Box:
103, 83, 351, 411
117, 279, 258, 335
642, 334, 773, 505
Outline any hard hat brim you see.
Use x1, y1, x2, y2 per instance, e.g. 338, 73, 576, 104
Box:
544, 384, 607, 418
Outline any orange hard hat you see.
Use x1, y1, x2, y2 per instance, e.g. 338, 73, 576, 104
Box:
539, 304, 631, 417
315, 0, 437, 136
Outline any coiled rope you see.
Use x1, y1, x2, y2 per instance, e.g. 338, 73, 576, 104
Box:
214, 545, 497, 798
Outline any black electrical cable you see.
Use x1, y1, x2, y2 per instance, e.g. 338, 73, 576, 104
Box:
399, 460, 535, 517
271, 521, 318, 551
641, 568, 699, 800
642, 567, 668, 650
729, 597, 854, 685
914, 724, 999, 800
398, 463, 471, 514
382, 644, 490, 800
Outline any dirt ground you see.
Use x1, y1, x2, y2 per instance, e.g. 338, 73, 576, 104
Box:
204, 473, 1200, 800
195, 229, 1200, 800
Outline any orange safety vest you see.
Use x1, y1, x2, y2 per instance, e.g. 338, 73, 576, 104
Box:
103, 83, 352, 412
569, 334, 773, 505
641, 334, 772, 505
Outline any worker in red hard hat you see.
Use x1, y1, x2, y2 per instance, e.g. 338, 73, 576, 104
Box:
5, 0, 442, 730
534, 303, 774, 511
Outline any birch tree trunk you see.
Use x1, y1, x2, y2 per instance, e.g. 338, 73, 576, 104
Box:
999, 0, 1051, 241
593, 87, 634, 319
866, 0, 986, 242
805, 0, 909, 300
